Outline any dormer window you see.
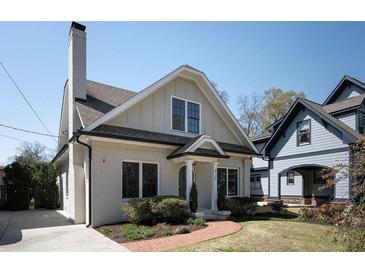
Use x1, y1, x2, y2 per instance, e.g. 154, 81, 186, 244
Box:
172, 96, 200, 134
297, 120, 311, 146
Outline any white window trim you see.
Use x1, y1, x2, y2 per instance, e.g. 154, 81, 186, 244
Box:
171, 95, 202, 134
218, 166, 239, 197
121, 160, 160, 199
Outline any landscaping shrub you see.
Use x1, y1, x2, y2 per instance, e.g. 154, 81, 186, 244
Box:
189, 182, 198, 213
299, 203, 347, 225
175, 225, 190, 234
33, 163, 59, 209
99, 227, 112, 235
152, 197, 190, 224
217, 182, 225, 210
123, 198, 154, 225
224, 197, 258, 218
120, 224, 155, 240
123, 196, 189, 225
268, 200, 288, 214
193, 218, 206, 226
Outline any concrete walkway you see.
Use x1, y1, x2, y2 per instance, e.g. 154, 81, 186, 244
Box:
0, 209, 128, 252
122, 220, 241, 252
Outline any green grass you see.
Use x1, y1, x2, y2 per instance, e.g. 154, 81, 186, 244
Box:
173, 214, 345, 252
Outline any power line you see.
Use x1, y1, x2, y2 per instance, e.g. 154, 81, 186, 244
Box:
0, 132, 56, 152
0, 61, 58, 143
0, 122, 66, 139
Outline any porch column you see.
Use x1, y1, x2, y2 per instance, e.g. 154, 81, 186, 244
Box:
211, 161, 219, 210
185, 160, 194, 203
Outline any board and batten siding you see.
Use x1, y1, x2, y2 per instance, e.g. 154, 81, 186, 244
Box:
106, 76, 240, 145
335, 111, 357, 130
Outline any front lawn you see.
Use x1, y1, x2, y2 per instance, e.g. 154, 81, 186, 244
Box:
173, 214, 345, 252
97, 219, 206, 243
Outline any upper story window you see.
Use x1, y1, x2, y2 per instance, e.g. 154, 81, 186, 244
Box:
297, 119, 311, 146
172, 96, 200, 134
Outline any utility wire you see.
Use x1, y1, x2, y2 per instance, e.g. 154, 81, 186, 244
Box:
0, 132, 56, 152
0, 122, 66, 139
0, 61, 58, 143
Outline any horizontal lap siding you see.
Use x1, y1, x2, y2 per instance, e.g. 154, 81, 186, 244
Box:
270, 109, 346, 159
336, 112, 357, 130
269, 150, 350, 199
280, 171, 303, 196
250, 170, 269, 196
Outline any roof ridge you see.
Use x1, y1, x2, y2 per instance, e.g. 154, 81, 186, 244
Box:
86, 79, 137, 94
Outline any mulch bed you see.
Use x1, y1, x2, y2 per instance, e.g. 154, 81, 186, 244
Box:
97, 223, 206, 243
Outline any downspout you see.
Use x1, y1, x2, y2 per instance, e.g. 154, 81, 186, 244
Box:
76, 135, 92, 227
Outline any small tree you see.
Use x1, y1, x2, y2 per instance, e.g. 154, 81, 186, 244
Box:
217, 182, 225, 211
33, 163, 59, 209
189, 182, 198, 213
237, 94, 264, 138
321, 137, 365, 251
211, 81, 229, 104
3, 161, 34, 210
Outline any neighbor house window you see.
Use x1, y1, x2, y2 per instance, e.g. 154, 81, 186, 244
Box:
314, 169, 325, 184
297, 120, 311, 146
287, 172, 295, 185
250, 175, 261, 190
172, 96, 200, 134
122, 161, 158, 198
217, 167, 238, 196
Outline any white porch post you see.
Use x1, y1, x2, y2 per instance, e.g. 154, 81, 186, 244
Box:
185, 160, 194, 203
211, 161, 219, 210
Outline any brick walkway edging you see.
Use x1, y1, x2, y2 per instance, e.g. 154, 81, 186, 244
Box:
122, 221, 241, 252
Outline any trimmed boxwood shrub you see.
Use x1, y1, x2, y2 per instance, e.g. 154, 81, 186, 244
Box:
152, 197, 190, 224
123, 196, 189, 225
224, 197, 259, 218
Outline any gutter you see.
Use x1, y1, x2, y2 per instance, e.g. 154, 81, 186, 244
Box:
75, 134, 92, 228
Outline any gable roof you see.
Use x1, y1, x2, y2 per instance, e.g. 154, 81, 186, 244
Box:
75, 80, 137, 127
323, 75, 365, 105
80, 65, 258, 153
263, 97, 362, 153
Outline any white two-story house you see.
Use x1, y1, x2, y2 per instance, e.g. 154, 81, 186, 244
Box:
52, 22, 258, 227
251, 75, 365, 203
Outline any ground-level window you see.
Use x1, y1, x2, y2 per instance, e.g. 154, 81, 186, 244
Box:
297, 119, 311, 146
314, 169, 325, 184
287, 171, 295, 185
250, 175, 261, 190
122, 161, 158, 198
217, 167, 238, 196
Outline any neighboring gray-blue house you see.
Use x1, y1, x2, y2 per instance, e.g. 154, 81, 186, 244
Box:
251, 75, 365, 203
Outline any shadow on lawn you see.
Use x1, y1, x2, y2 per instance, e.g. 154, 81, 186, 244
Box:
228, 212, 299, 222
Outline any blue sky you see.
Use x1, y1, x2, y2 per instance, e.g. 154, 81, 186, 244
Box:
1, 21, 365, 164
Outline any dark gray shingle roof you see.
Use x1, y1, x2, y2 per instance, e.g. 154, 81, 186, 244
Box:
322, 94, 365, 114
75, 80, 137, 127
82, 125, 258, 155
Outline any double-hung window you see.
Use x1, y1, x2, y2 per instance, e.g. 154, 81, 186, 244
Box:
217, 167, 238, 196
122, 161, 158, 198
250, 175, 261, 190
287, 172, 295, 185
297, 120, 311, 146
172, 97, 200, 134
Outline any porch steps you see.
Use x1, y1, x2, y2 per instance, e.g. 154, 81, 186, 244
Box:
192, 208, 231, 220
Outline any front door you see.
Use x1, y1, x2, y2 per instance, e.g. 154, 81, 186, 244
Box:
179, 166, 186, 199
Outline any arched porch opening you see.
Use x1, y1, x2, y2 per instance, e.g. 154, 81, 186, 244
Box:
278, 164, 334, 205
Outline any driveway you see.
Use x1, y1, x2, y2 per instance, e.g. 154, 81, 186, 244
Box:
0, 209, 128, 252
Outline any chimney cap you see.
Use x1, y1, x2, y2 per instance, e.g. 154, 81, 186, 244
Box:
71, 21, 86, 32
